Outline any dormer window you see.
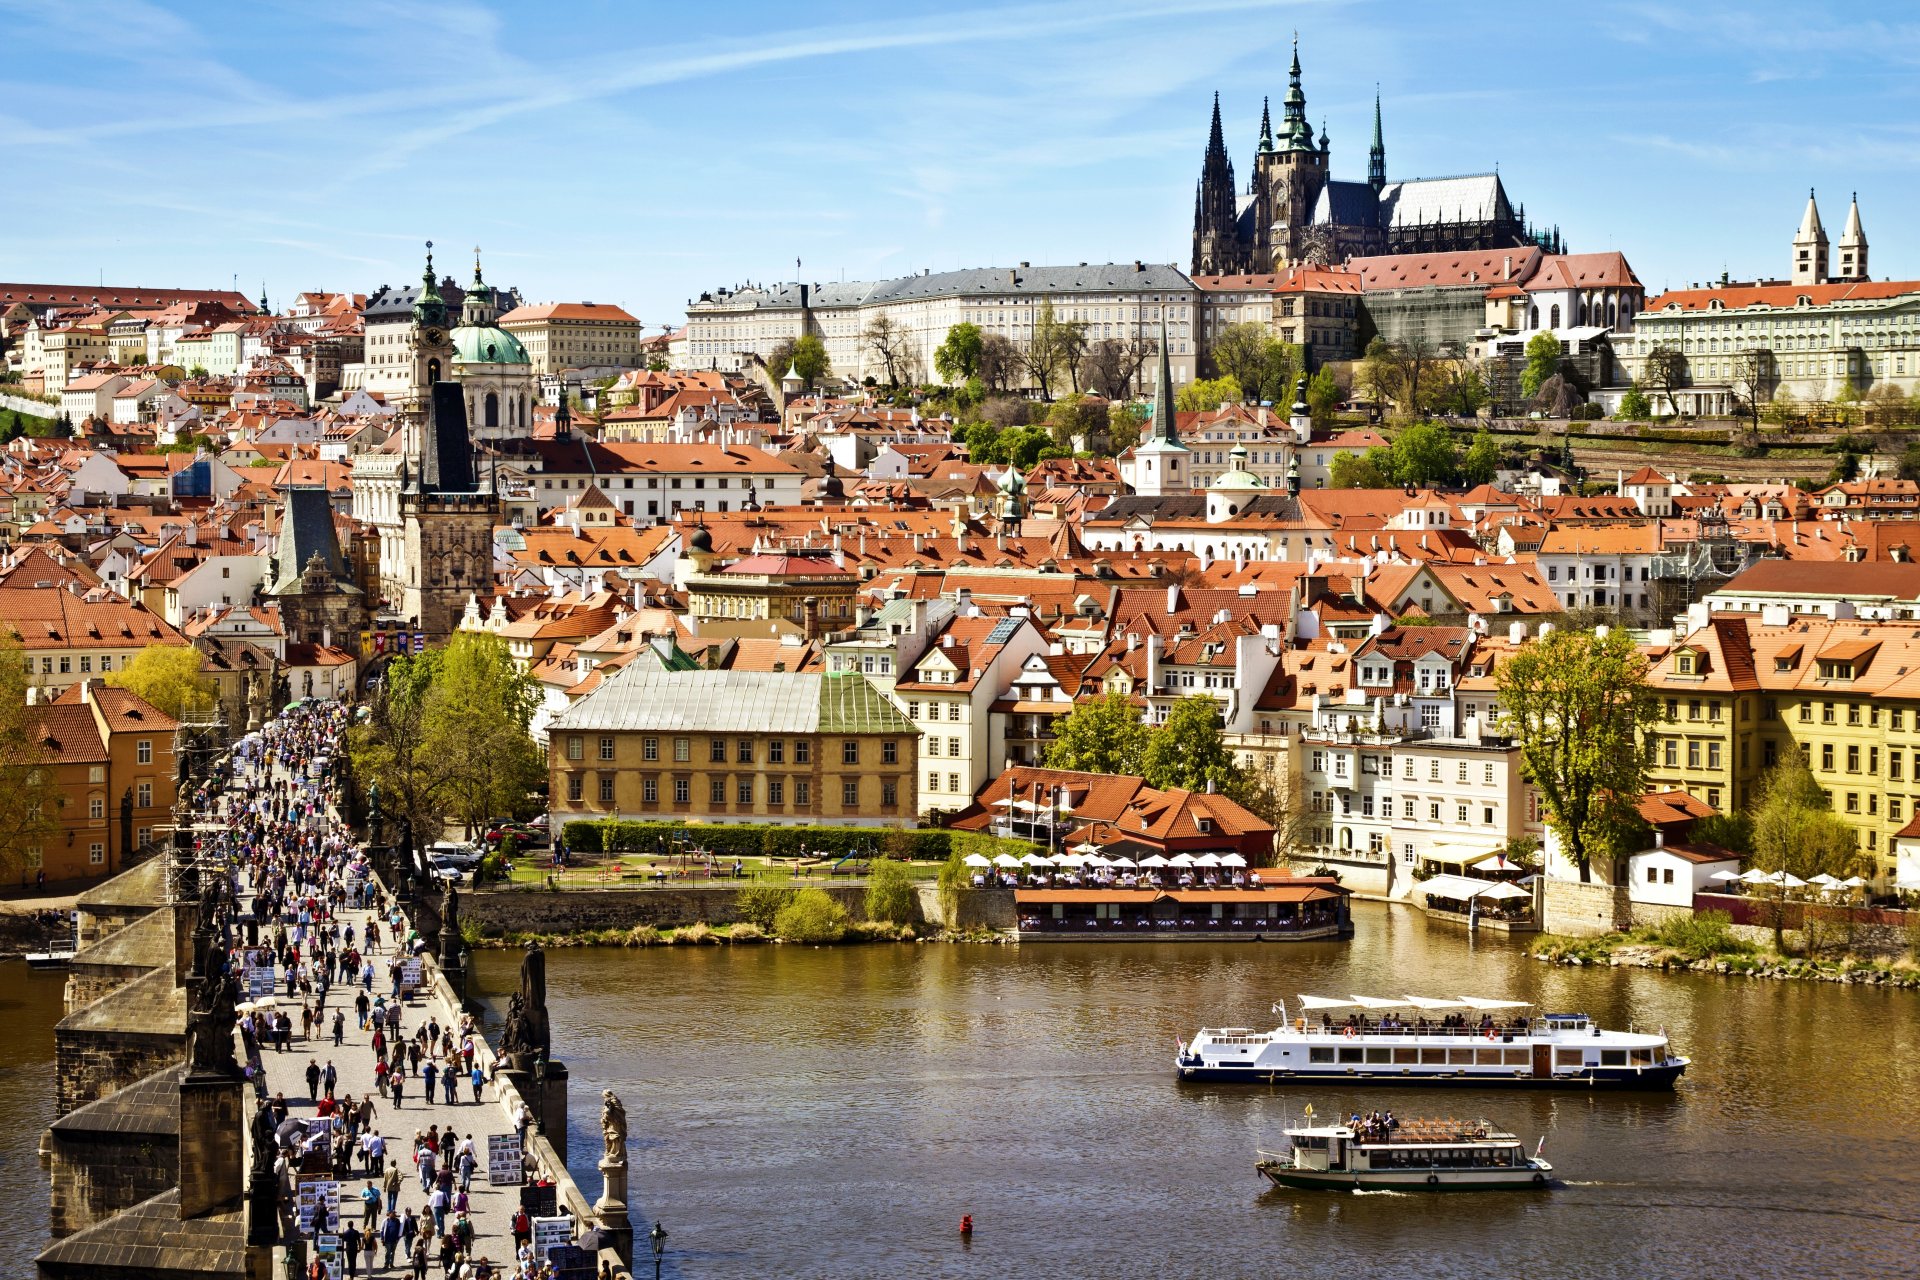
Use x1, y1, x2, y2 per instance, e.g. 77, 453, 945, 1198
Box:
1196, 817, 1213, 834
1676, 653, 1695, 675
1817, 659, 1853, 681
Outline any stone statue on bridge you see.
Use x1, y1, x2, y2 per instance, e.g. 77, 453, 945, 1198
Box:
601, 1090, 627, 1165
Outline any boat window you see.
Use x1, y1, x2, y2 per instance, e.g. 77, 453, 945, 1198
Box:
1309, 1046, 1335, 1064
1476, 1049, 1504, 1066
1392, 1047, 1418, 1064
1555, 1048, 1585, 1068
1601, 1050, 1627, 1067
1365, 1047, 1391, 1064
1504, 1048, 1530, 1066
1630, 1048, 1655, 1068
1338, 1046, 1363, 1064
1448, 1049, 1476, 1065
1420, 1048, 1448, 1065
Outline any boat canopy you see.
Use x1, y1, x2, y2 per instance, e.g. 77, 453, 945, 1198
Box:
1401, 996, 1469, 1011
1296, 995, 1357, 1011
1348, 995, 1411, 1010
1455, 997, 1532, 1011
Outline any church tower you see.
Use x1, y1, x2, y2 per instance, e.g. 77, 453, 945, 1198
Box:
1836, 193, 1869, 281
1266, 35, 1329, 269
399, 380, 500, 642
403, 242, 458, 461
1367, 92, 1386, 193
1192, 93, 1244, 275
1129, 318, 1189, 497
1792, 189, 1829, 286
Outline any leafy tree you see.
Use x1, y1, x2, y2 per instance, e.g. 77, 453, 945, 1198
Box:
1208, 323, 1281, 398
425, 631, 545, 837
1385, 420, 1458, 486
1520, 332, 1563, 399
790, 333, 831, 388
187, 364, 209, 379
1357, 337, 1399, 409
978, 396, 1032, 432
1329, 450, 1390, 489
1045, 394, 1108, 451
0, 631, 60, 878
1176, 374, 1242, 413
1748, 758, 1863, 948
1532, 372, 1583, 419
774, 887, 848, 942
737, 883, 795, 931
1305, 367, 1340, 425
349, 649, 452, 857
998, 425, 1059, 471
1614, 382, 1652, 421
105, 644, 215, 720
1140, 696, 1243, 794
53, 412, 73, 439
978, 333, 1021, 393
1641, 344, 1685, 416
1898, 441, 1920, 483
1495, 627, 1659, 883
1689, 811, 1753, 855
1106, 402, 1146, 454
1436, 362, 1489, 417
1018, 300, 1078, 399
1227, 766, 1312, 867
1044, 691, 1150, 776
1460, 428, 1502, 485
934, 322, 984, 384
864, 858, 918, 925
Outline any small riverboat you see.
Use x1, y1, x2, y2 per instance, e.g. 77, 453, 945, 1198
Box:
1256, 1113, 1553, 1191
1177, 994, 1688, 1089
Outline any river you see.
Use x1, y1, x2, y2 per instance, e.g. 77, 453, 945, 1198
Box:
9, 905, 1919, 1278
472, 903, 1920, 1280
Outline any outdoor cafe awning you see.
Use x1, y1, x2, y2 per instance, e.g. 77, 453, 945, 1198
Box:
1414, 873, 1533, 903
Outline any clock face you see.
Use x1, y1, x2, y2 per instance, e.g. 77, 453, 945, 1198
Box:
424, 327, 445, 345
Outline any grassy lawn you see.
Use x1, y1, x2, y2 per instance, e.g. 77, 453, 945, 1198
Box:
495, 853, 945, 890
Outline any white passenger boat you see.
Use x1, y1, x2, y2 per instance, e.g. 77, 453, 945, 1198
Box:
1177, 994, 1688, 1089
1256, 1112, 1553, 1191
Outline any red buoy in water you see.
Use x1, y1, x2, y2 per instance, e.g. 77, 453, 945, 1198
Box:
959, 1214, 974, 1236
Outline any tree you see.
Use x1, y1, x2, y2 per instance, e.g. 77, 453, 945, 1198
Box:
1761, 390, 1801, 428
1018, 300, 1078, 399
774, 887, 848, 942
865, 858, 918, 925
1228, 766, 1313, 867
1435, 362, 1489, 418
934, 322, 984, 384
1044, 692, 1150, 776
1079, 339, 1133, 401
1139, 696, 1243, 795
1495, 627, 1659, 883
0, 631, 61, 879
1384, 420, 1459, 487
1176, 375, 1242, 413
1329, 450, 1390, 489
978, 334, 1021, 393
1899, 441, 1920, 483
1383, 336, 1446, 417
1044, 394, 1107, 451
1106, 402, 1146, 454
424, 632, 545, 837
1520, 332, 1563, 399
53, 412, 73, 439
1614, 382, 1652, 421
105, 645, 215, 720
863, 315, 910, 387
1358, 337, 1398, 410
1460, 428, 1502, 485
1207, 323, 1274, 398
1748, 757, 1863, 949
349, 649, 452, 858
1305, 367, 1341, 425
187, 364, 209, 379
790, 334, 831, 389
1641, 344, 1685, 417
979, 396, 1032, 432
1728, 348, 1772, 446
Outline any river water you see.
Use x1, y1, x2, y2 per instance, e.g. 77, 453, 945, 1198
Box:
9, 905, 1919, 1279
471, 903, 1920, 1280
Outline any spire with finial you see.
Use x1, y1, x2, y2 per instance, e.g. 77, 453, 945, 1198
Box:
1281, 32, 1312, 151
1367, 86, 1386, 192
1206, 91, 1226, 161
1257, 96, 1273, 153
462, 245, 496, 326
258, 282, 268, 315
1836, 191, 1868, 281
415, 239, 446, 327
1152, 314, 1178, 445
1318, 118, 1329, 153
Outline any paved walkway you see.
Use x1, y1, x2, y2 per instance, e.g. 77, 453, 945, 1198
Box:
218, 715, 534, 1278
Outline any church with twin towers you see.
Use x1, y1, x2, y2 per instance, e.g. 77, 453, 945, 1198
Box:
1191, 38, 1562, 275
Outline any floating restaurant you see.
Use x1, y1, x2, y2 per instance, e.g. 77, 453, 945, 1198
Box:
1015, 880, 1350, 941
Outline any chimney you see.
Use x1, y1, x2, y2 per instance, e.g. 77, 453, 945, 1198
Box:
942, 632, 955, 649
1166, 583, 1180, 615
78, 678, 92, 705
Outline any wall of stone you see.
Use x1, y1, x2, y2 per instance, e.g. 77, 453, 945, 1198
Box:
915, 885, 1015, 930
76, 904, 155, 951
465, 885, 867, 934
46, 1130, 177, 1237
56, 1031, 184, 1117
1541, 878, 1633, 936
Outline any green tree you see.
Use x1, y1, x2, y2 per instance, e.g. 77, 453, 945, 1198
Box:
1018, 300, 1081, 399
1305, 367, 1340, 425
864, 858, 918, 925
1044, 691, 1150, 776
1460, 428, 1502, 485
1207, 323, 1278, 398
737, 884, 795, 931
1436, 362, 1489, 417
425, 632, 546, 837
53, 412, 73, 439
105, 644, 216, 720
774, 887, 849, 943
1520, 332, 1563, 399
1495, 627, 1659, 883
1385, 420, 1459, 486
1329, 450, 1390, 489
1357, 337, 1398, 409
1614, 382, 1652, 421
1106, 403, 1146, 454
1641, 344, 1685, 416
1226, 767, 1312, 867
187, 364, 209, 379
0, 631, 61, 878
790, 333, 831, 388
1139, 696, 1244, 794
349, 649, 452, 855
1748, 758, 1863, 949
934, 322, 984, 384
1176, 374, 1242, 413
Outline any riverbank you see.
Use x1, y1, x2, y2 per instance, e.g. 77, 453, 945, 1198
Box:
1531, 929, 1920, 987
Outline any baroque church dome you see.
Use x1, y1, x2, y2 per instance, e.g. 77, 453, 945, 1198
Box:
450, 323, 529, 366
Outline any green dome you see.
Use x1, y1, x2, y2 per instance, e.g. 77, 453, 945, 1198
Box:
451, 323, 530, 366
1211, 442, 1266, 491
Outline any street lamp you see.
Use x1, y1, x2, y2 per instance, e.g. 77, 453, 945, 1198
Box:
648, 1221, 668, 1280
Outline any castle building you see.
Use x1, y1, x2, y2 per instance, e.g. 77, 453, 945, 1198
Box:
1191, 39, 1557, 275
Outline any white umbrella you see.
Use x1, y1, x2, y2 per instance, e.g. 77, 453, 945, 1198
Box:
962, 853, 992, 868
1169, 853, 1197, 868
992, 853, 1023, 868
1839, 875, 1870, 888
992, 797, 1020, 808
1737, 868, 1773, 884
1776, 871, 1808, 888
1068, 842, 1101, 855
1107, 855, 1139, 869
1055, 853, 1086, 868
1084, 855, 1112, 868
1807, 873, 1842, 886
1020, 853, 1054, 867
1138, 855, 1171, 868
1707, 870, 1743, 883
1193, 853, 1222, 867
1219, 853, 1248, 867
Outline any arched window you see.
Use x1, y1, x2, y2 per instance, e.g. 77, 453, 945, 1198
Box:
1529, 305, 1540, 328
1576, 300, 1588, 325
484, 392, 499, 429
427, 358, 442, 384
1549, 304, 1561, 329
1607, 300, 1618, 328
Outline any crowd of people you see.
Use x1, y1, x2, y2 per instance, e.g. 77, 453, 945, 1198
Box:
197, 701, 601, 1280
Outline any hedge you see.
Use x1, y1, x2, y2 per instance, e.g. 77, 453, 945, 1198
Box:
562, 819, 956, 860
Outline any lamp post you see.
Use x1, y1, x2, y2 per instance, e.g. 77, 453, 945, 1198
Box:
648, 1221, 668, 1279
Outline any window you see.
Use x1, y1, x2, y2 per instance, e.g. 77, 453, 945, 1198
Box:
674, 737, 690, 762
1402, 758, 1414, 780
567, 775, 583, 802
795, 740, 811, 764
1402, 798, 1414, 819
710, 778, 726, 805
947, 704, 961, 722
710, 739, 727, 763
1896, 710, 1907, 731
599, 776, 615, 803
1893, 750, 1904, 782
136, 781, 151, 807
1708, 700, 1722, 721
738, 778, 754, 804
882, 740, 898, 765
842, 780, 859, 807
89, 795, 104, 820
769, 740, 785, 764
1822, 743, 1835, 771
1483, 763, 1495, 785
566, 735, 584, 761
1483, 806, 1494, 825
768, 779, 784, 805
1456, 762, 1469, 783
949, 773, 961, 794
883, 781, 897, 807
1687, 741, 1701, 769
842, 740, 859, 765
1845, 792, 1860, 814
89, 842, 104, 866
642, 778, 658, 803
642, 737, 659, 762
1457, 804, 1469, 824
1429, 761, 1441, 781
1688, 699, 1701, 721
947, 737, 962, 757
907, 701, 920, 721
927, 772, 940, 793
1429, 802, 1441, 822
599, 736, 615, 761
1707, 742, 1722, 770
795, 781, 810, 807
137, 739, 152, 765
674, 779, 690, 803
1663, 739, 1678, 767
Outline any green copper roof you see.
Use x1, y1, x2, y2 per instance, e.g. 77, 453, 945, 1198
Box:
451, 323, 530, 365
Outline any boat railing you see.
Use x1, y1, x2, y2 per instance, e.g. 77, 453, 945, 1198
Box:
1280, 1020, 1549, 1040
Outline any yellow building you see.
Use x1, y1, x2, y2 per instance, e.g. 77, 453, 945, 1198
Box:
497, 302, 643, 374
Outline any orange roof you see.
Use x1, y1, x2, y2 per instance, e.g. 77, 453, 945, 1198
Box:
1645, 278, 1920, 313
1349, 246, 1543, 291
1524, 252, 1641, 292
498, 301, 639, 325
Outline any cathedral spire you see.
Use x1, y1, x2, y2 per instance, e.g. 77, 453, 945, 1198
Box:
1152, 314, 1177, 445
1281, 33, 1312, 151
1368, 89, 1386, 192
1207, 91, 1226, 159
1257, 96, 1273, 153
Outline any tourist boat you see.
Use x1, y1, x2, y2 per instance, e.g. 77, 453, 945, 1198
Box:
1176, 994, 1688, 1089
1256, 1112, 1554, 1191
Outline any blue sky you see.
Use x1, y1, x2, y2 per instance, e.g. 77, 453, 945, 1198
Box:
4, 0, 1919, 327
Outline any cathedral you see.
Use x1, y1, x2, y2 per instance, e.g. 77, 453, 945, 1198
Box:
1191, 40, 1561, 275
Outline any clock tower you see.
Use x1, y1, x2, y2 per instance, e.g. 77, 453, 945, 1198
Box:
406, 241, 457, 440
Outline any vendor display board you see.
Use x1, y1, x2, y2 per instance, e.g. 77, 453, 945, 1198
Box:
297, 1176, 340, 1236
487, 1132, 524, 1185
532, 1215, 573, 1263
